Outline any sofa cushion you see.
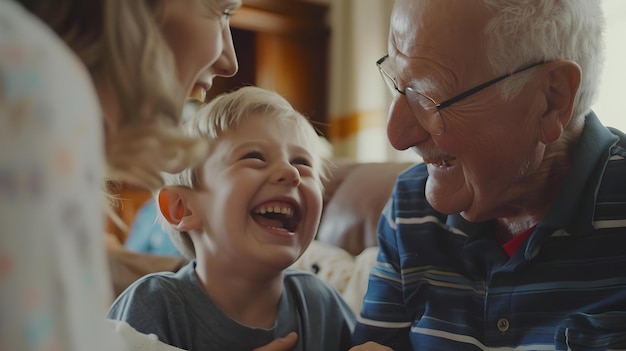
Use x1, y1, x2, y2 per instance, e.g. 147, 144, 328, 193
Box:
317, 161, 412, 256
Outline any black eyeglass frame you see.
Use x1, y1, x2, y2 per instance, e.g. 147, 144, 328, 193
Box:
376, 54, 546, 134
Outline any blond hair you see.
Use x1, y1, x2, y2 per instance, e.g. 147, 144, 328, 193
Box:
19, 0, 208, 190
161, 86, 332, 258
19, 0, 211, 235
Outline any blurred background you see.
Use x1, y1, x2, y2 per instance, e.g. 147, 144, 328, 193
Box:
594, 0, 626, 134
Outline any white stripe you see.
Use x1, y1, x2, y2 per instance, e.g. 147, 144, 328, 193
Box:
370, 270, 402, 283
397, 216, 469, 237
356, 315, 412, 329
419, 278, 485, 295
608, 155, 624, 161
371, 266, 487, 294
411, 327, 554, 350
397, 215, 442, 225
447, 225, 469, 237
385, 213, 397, 230
375, 262, 394, 269
402, 266, 462, 276
593, 219, 626, 229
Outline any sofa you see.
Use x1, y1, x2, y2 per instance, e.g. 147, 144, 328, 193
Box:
107, 159, 415, 312
317, 159, 414, 255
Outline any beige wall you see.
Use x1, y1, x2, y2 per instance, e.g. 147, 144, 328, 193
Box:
307, 0, 625, 161
594, 0, 626, 130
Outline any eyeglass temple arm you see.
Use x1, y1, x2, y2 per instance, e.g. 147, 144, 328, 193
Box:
437, 60, 546, 108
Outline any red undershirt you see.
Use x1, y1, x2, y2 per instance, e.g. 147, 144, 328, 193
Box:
497, 225, 536, 257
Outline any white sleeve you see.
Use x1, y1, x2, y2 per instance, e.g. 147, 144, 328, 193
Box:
0, 1, 123, 350
107, 321, 188, 351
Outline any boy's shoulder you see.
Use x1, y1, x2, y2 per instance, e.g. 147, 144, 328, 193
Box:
283, 267, 322, 283
125, 270, 182, 294
110, 262, 195, 308
283, 268, 343, 300
107, 262, 199, 328
282, 268, 357, 325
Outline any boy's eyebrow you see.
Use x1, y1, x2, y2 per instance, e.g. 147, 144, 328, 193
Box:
290, 146, 315, 159
231, 140, 266, 150
232, 141, 315, 159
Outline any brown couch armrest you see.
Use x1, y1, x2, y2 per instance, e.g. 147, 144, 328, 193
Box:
317, 161, 412, 256
107, 249, 188, 297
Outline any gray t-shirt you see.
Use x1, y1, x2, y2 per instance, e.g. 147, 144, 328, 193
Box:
107, 261, 355, 351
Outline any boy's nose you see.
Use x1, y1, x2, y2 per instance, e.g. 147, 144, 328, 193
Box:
271, 163, 301, 187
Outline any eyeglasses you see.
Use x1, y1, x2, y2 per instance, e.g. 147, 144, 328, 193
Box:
376, 55, 546, 135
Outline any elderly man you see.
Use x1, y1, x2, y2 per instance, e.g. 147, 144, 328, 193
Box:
351, 0, 626, 350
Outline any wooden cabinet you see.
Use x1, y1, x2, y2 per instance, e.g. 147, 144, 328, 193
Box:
107, 0, 330, 242
105, 183, 153, 242
216, 0, 330, 134
211, 0, 330, 135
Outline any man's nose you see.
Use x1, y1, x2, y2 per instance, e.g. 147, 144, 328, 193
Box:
386, 94, 431, 150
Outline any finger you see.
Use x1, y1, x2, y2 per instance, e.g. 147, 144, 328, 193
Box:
349, 341, 394, 351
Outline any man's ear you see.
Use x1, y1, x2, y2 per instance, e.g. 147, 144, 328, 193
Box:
157, 186, 202, 232
539, 60, 581, 144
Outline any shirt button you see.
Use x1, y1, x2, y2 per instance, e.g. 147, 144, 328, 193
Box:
497, 318, 510, 332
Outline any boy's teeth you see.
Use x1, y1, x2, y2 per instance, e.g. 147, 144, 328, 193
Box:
254, 204, 293, 217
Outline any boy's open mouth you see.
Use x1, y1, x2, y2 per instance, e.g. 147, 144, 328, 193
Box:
251, 201, 299, 233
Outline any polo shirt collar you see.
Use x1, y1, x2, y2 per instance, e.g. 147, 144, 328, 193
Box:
518, 112, 620, 261
536, 112, 618, 235
445, 112, 619, 260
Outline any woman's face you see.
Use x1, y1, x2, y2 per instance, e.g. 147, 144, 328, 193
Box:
158, 0, 241, 103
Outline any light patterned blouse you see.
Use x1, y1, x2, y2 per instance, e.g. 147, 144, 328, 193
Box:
0, 2, 183, 351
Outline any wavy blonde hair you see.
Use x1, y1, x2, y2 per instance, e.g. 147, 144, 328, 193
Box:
19, 0, 210, 234
19, 0, 208, 191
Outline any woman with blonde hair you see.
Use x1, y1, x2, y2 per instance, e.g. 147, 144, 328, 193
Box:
0, 0, 296, 350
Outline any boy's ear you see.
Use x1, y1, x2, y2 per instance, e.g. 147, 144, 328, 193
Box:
157, 186, 202, 232
539, 60, 581, 144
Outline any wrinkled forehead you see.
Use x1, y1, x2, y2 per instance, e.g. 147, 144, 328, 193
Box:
389, 0, 494, 70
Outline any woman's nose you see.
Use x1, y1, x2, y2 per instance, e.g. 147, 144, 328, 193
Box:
386, 94, 430, 150
271, 162, 301, 187
214, 26, 238, 78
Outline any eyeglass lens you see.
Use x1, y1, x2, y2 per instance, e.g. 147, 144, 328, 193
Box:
378, 57, 446, 135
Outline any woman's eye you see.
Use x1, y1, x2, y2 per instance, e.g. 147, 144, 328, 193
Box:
242, 151, 265, 161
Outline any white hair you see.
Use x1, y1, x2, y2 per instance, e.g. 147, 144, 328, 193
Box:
483, 0, 605, 125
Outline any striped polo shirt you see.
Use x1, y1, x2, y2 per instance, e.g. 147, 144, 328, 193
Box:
353, 112, 626, 350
